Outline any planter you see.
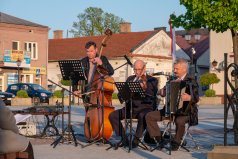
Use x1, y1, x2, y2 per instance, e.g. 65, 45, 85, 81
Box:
199, 96, 222, 105
49, 97, 69, 105
11, 98, 32, 106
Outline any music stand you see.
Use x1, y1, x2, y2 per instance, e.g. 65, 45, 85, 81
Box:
51, 60, 86, 148
112, 82, 148, 152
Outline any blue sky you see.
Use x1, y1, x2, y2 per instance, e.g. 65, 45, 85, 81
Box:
1, 0, 186, 38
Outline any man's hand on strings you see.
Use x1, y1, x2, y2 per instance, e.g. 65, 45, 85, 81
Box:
93, 57, 103, 65
181, 93, 191, 101
73, 91, 81, 96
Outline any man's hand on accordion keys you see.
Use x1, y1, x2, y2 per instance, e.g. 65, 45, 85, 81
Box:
181, 92, 191, 101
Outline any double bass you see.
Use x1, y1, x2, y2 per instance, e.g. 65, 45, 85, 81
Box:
84, 29, 115, 141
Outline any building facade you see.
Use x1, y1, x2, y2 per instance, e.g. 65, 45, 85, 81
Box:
48, 27, 190, 93
210, 30, 233, 95
0, 12, 49, 91
48, 24, 210, 97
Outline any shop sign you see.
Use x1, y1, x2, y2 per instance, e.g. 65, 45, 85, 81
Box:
4, 50, 31, 67
23, 67, 46, 75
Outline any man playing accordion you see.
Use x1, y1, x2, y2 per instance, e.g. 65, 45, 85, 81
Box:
145, 58, 199, 151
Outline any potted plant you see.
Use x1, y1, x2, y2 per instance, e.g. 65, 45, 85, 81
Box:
49, 79, 70, 105
11, 90, 32, 106
199, 72, 221, 104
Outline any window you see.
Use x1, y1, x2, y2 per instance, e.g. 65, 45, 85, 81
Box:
22, 85, 29, 90
185, 35, 191, 41
10, 85, 19, 91
194, 34, 201, 41
24, 42, 38, 60
12, 41, 19, 50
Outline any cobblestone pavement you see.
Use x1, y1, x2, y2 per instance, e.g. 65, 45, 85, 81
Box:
9, 104, 235, 159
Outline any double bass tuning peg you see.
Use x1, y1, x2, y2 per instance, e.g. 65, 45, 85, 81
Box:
101, 29, 113, 47
105, 29, 113, 36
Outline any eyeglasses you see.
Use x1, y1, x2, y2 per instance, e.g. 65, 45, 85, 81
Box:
133, 68, 143, 71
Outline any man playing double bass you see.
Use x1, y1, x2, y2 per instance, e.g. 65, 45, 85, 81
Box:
73, 40, 115, 142
109, 60, 158, 149
73, 41, 114, 98
145, 58, 199, 151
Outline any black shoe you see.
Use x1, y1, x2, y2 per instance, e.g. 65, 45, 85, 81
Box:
112, 140, 124, 150
171, 141, 179, 151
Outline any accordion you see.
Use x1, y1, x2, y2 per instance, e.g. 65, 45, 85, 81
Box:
165, 80, 186, 116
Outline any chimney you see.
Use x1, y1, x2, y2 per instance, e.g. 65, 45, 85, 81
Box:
120, 22, 131, 33
154, 27, 166, 32
53, 30, 63, 39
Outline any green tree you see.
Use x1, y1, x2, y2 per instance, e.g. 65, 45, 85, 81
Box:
200, 72, 220, 97
70, 7, 124, 37
170, 0, 238, 65
171, 0, 238, 145
53, 90, 63, 98
200, 72, 220, 89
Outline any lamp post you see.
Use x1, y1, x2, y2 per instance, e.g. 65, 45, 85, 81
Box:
211, 59, 223, 72
191, 47, 197, 80
16, 58, 22, 83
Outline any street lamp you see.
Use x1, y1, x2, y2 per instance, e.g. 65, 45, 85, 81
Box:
191, 47, 196, 64
16, 58, 22, 83
191, 47, 197, 80
211, 59, 224, 72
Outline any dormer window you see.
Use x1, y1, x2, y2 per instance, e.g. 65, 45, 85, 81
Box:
185, 34, 191, 41
194, 34, 201, 41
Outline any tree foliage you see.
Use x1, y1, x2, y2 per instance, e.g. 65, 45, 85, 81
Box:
60, 79, 71, 86
200, 72, 220, 96
200, 72, 220, 86
53, 90, 63, 98
70, 7, 124, 37
170, 0, 238, 64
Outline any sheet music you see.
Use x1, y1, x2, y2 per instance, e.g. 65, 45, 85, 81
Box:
14, 114, 32, 124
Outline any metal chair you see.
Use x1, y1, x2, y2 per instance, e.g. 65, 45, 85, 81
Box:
158, 117, 199, 152
178, 123, 200, 152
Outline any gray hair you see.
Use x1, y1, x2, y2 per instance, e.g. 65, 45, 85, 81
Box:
134, 60, 146, 68
174, 58, 189, 71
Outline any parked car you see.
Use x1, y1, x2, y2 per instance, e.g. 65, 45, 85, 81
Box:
0, 91, 15, 105
6, 83, 53, 103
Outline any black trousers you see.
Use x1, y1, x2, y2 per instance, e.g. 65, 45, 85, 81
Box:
109, 106, 152, 139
